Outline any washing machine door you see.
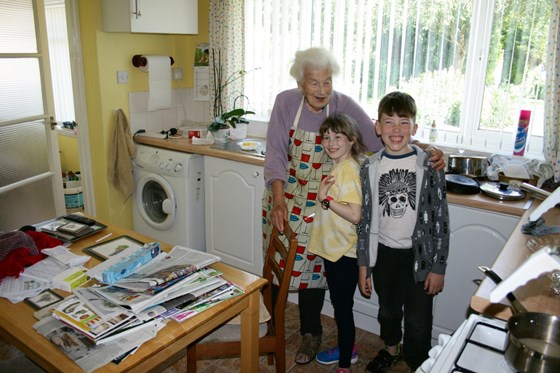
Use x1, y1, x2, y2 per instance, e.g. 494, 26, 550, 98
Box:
135, 173, 176, 230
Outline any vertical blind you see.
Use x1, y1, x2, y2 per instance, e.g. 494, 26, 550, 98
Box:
243, 0, 549, 157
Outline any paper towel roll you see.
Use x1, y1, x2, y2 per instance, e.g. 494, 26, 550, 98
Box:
142, 55, 171, 111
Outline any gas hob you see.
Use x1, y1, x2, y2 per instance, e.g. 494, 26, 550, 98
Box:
424, 314, 513, 373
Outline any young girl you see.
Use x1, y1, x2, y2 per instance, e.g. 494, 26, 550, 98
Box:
309, 113, 365, 373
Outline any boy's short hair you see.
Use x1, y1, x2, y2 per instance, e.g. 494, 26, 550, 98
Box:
378, 91, 417, 121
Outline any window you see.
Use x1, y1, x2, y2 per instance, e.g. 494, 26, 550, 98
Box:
244, 0, 550, 158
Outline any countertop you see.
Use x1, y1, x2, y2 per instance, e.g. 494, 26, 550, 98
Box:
134, 135, 266, 167
471, 199, 560, 319
134, 135, 533, 217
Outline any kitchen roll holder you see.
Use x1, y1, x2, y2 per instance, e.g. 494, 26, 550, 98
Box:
132, 55, 174, 68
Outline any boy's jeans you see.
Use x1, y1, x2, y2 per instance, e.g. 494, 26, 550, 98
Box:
372, 244, 433, 370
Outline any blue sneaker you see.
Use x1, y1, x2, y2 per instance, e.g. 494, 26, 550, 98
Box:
316, 344, 358, 365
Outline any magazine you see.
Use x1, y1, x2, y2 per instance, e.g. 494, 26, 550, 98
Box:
51, 296, 135, 342
73, 287, 129, 321
90, 274, 227, 313
171, 282, 244, 323
112, 246, 221, 291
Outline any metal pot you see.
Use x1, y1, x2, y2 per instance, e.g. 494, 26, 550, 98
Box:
478, 266, 560, 372
447, 154, 488, 177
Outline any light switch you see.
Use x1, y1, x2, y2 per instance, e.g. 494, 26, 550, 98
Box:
117, 70, 128, 84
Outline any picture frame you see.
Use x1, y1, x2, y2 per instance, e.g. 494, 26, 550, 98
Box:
25, 290, 64, 310
82, 235, 145, 261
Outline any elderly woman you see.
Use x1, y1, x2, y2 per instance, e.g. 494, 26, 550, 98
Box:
262, 47, 444, 365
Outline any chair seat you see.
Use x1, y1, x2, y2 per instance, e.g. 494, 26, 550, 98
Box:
200, 322, 269, 343
200, 293, 271, 343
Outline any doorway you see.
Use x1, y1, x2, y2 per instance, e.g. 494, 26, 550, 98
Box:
45, 0, 94, 216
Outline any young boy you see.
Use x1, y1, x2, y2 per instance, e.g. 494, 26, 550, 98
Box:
357, 91, 450, 372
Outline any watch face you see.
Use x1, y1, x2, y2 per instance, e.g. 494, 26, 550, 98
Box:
321, 199, 329, 210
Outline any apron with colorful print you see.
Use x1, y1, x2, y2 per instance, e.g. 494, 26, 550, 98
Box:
262, 97, 331, 290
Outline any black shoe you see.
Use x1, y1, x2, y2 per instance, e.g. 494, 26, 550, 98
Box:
365, 344, 402, 372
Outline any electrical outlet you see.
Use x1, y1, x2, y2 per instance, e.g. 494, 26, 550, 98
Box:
117, 70, 128, 84
172, 67, 183, 80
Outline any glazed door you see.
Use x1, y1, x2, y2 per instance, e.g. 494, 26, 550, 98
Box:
0, 0, 65, 231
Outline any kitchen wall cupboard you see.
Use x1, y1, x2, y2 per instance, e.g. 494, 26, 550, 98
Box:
101, 0, 198, 34
297, 202, 520, 341
204, 157, 264, 276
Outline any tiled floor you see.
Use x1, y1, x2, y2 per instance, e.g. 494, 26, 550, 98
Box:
0, 301, 412, 372
162, 301, 413, 373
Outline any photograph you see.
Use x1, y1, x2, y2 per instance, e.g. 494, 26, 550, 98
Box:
25, 290, 64, 310
82, 235, 145, 261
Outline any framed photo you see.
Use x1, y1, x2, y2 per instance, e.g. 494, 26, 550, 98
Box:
25, 290, 64, 310
82, 235, 145, 261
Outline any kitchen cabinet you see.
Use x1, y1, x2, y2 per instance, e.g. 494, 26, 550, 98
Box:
101, 0, 198, 34
431, 204, 519, 338
204, 157, 264, 276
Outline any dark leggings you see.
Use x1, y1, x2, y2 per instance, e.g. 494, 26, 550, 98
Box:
324, 256, 358, 368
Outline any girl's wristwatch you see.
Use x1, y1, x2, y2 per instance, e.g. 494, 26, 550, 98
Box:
321, 196, 333, 210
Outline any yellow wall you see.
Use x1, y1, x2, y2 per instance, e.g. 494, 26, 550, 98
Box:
78, 0, 209, 228
58, 134, 81, 172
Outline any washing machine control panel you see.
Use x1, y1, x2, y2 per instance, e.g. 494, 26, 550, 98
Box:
134, 147, 188, 176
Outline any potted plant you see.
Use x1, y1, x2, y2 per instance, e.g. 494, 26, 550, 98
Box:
207, 108, 255, 131
207, 49, 258, 141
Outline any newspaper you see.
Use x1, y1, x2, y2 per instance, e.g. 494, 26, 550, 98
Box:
113, 246, 221, 291
34, 315, 165, 372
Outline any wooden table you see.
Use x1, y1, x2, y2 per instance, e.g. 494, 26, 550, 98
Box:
0, 223, 267, 372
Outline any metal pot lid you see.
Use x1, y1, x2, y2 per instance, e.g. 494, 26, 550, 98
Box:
479, 181, 526, 200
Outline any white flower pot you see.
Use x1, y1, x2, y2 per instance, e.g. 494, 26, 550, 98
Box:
229, 123, 247, 140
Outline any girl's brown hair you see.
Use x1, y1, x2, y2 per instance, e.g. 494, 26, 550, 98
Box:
320, 113, 366, 161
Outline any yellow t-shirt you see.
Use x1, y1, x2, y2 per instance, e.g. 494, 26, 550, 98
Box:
308, 157, 362, 262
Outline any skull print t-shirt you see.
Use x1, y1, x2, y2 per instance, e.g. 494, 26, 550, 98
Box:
377, 150, 417, 249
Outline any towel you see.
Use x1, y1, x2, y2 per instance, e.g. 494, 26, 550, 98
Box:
108, 109, 136, 201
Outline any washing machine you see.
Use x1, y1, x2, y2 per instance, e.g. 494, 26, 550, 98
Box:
132, 144, 205, 251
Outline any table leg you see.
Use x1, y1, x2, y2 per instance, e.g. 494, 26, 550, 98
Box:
240, 290, 260, 372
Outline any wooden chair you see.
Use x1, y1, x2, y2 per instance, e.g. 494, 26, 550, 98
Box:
186, 222, 298, 372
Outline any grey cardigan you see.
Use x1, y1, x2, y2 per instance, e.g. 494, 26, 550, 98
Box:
356, 145, 450, 282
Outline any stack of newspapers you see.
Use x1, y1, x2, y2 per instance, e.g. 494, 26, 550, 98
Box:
33, 244, 243, 372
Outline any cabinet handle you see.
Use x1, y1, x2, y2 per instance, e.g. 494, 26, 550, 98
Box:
133, 0, 142, 18
252, 171, 260, 178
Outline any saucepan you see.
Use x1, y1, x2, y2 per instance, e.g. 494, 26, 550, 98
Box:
478, 266, 560, 372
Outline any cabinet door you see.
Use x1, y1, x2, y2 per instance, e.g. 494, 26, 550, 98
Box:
102, 0, 198, 34
131, 0, 197, 34
204, 157, 264, 275
432, 204, 519, 336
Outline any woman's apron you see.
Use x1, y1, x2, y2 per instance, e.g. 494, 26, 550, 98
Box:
262, 97, 331, 290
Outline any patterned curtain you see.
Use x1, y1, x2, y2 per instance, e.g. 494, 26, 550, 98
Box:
209, 0, 245, 119
544, 0, 560, 182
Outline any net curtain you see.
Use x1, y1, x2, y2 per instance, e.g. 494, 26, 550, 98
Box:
544, 0, 560, 182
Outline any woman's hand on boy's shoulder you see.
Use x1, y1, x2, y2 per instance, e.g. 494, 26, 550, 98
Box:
426, 146, 445, 171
